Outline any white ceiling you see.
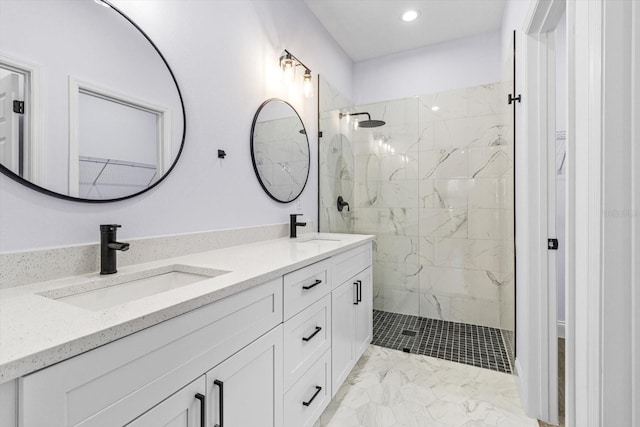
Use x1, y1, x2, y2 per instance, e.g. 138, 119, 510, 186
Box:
304, 0, 507, 62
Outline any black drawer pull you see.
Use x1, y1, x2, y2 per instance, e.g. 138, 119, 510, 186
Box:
302, 326, 322, 342
353, 282, 359, 305
357, 280, 362, 303
302, 279, 322, 290
302, 386, 323, 407
195, 393, 205, 427
214, 379, 224, 427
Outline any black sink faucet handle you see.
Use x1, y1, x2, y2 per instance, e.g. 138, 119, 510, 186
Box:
290, 214, 307, 238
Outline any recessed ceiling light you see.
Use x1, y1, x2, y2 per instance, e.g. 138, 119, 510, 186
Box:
402, 10, 420, 22
431, 106, 440, 111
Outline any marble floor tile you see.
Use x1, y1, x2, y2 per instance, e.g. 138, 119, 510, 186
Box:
316, 345, 538, 427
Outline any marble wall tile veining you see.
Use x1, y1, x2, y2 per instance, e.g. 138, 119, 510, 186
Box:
469, 147, 512, 178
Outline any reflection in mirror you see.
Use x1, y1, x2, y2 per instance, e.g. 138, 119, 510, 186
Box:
251, 99, 310, 203
0, 0, 185, 202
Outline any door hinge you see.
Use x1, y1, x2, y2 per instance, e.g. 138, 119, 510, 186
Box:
548, 238, 559, 250
13, 100, 24, 114
508, 94, 522, 105
318, 131, 323, 138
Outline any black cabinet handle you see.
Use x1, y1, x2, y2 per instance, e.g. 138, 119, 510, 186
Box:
357, 280, 362, 303
353, 282, 359, 305
214, 380, 224, 427
302, 386, 323, 407
195, 393, 205, 427
302, 279, 322, 290
302, 326, 322, 342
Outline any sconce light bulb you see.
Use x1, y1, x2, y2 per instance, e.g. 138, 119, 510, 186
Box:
303, 70, 313, 98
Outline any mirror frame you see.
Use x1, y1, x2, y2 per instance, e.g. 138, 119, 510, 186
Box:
250, 98, 310, 204
0, 0, 186, 203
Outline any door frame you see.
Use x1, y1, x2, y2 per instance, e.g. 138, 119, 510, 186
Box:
569, 1, 640, 425
514, 0, 565, 424
0, 54, 42, 184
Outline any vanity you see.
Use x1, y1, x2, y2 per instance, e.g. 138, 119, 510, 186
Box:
0, 233, 373, 427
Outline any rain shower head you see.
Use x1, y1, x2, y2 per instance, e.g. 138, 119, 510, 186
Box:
339, 112, 386, 128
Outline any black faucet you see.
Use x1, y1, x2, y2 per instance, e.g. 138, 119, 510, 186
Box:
290, 214, 307, 238
100, 224, 130, 275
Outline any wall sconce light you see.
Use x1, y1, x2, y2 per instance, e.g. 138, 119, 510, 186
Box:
303, 69, 313, 98
280, 49, 313, 98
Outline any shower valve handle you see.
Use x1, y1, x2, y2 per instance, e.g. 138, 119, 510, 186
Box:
337, 196, 350, 212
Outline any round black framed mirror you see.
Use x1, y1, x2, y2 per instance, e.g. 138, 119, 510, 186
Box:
250, 99, 310, 203
0, 0, 185, 202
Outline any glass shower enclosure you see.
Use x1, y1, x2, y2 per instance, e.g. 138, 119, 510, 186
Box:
318, 75, 515, 366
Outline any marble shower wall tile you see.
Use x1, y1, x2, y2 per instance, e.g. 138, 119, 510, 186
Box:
419, 266, 502, 302
354, 208, 420, 236
469, 147, 512, 178
340, 81, 514, 326
374, 235, 420, 264
434, 238, 503, 276
420, 208, 468, 241
468, 209, 504, 240
433, 115, 509, 149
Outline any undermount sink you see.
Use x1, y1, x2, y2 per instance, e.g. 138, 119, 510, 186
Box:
39, 265, 230, 311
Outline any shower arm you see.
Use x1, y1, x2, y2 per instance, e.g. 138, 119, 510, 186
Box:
339, 112, 371, 121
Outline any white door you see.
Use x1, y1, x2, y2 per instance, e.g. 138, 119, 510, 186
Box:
354, 267, 373, 359
127, 377, 206, 427
0, 73, 20, 173
205, 326, 283, 427
331, 278, 357, 395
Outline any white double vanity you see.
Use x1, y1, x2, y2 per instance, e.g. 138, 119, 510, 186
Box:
0, 233, 373, 427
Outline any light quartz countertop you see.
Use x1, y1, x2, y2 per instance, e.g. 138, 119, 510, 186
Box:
0, 233, 373, 383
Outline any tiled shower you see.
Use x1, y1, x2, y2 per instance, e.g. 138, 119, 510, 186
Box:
319, 77, 515, 372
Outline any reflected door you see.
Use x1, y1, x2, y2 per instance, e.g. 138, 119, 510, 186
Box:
0, 73, 20, 173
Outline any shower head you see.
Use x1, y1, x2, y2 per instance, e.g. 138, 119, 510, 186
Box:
339, 112, 386, 128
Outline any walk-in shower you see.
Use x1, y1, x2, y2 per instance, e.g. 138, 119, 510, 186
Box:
318, 74, 516, 374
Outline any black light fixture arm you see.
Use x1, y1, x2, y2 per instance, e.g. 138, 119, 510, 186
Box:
281, 49, 311, 74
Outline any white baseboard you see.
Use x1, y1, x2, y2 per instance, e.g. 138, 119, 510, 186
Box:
557, 321, 565, 338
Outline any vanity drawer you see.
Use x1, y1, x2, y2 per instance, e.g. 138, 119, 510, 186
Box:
284, 349, 332, 427
20, 279, 282, 427
283, 294, 331, 390
331, 242, 372, 289
284, 258, 331, 320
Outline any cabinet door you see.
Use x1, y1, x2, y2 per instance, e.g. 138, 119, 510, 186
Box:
331, 278, 357, 396
354, 267, 373, 359
127, 377, 205, 427
206, 326, 283, 427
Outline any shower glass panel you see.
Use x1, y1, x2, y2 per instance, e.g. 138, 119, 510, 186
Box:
319, 74, 515, 370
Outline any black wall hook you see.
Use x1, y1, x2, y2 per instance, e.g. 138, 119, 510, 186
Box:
218, 149, 226, 159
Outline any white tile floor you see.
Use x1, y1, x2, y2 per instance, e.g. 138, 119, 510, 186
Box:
315, 345, 538, 427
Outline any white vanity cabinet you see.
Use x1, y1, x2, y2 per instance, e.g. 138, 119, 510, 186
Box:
330, 245, 373, 396
19, 278, 283, 427
126, 377, 206, 427
282, 259, 333, 427
205, 326, 283, 427
9, 238, 373, 427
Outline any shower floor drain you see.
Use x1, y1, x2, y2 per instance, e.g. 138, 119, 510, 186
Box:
402, 330, 417, 337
